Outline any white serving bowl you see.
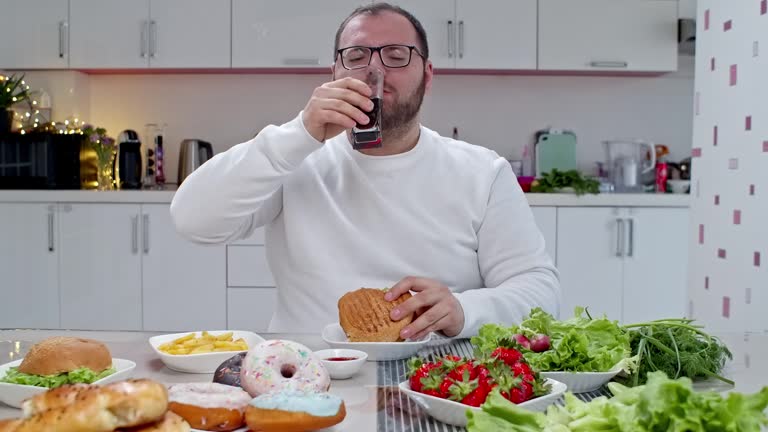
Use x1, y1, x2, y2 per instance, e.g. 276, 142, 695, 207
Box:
398, 378, 567, 427
321, 323, 431, 361
314, 348, 368, 380
0, 358, 136, 408
148, 330, 265, 374
540, 366, 622, 393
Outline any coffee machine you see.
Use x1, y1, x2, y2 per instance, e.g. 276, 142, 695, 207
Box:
115, 130, 143, 189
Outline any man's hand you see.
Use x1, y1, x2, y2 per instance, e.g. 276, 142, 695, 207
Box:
302, 77, 374, 142
384, 276, 465, 340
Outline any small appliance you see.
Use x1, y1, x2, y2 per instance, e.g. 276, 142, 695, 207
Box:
178, 139, 213, 185
115, 130, 143, 189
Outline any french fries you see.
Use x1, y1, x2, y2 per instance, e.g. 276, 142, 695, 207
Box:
157, 331, 248, 355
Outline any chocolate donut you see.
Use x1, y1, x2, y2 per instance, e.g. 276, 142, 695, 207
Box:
213, 352, 247, 388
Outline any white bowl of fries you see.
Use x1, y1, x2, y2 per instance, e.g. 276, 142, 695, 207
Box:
149, 330, 265, 374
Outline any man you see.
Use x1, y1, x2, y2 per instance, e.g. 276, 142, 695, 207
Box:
170, 3, 560, 339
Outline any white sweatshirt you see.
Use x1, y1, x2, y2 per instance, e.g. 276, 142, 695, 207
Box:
170, 113, 561, 338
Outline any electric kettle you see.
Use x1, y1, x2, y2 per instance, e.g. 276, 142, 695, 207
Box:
178, 139, 213, 185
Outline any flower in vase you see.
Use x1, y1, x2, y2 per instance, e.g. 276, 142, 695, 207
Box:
80, 124, 117, 190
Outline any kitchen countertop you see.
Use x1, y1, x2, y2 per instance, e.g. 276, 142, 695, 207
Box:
0, 329, 765, 430
0, 188, 690, 207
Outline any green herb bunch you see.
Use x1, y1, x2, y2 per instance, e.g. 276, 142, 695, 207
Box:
530, 169, 600, 195
619, 318, 733, 387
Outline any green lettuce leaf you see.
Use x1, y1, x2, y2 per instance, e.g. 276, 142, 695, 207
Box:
472, 307, 631, 372
0, 366, 115, 388
467, 372, 768, 432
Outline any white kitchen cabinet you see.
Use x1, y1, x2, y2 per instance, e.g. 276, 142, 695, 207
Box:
146, 0, 231, 68
556, 207, 624, 321
0, 203, 59, 329
454, 0, 536, 69
622, 207, 688, 323
0, 0, 70, 69
382, 0, 454, 69
70, 0, 230, 69
538, 0, 678, 72
69, 0, 150, 69
556, 206, 689, 323
227, 246, 275, 287
530, 206, 557, 265
232, 0, 370, 68
141, 204, 226, 331
386, 0, 536, 70
227, 288, 277, 332
58, 204, 143, 330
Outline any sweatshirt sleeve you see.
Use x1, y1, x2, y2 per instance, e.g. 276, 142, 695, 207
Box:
170, 112, 323, 244
452, 159, 562, 339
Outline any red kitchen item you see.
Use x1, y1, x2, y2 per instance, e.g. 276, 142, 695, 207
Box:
656, 162, 668, 193
517, 176, 535, 192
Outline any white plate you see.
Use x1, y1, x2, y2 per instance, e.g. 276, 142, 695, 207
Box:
398, 378, 567, 427
0, 358, 136, 409
540, 367, 622, 393
321, 323, 431, 361
148, 330, 265, 374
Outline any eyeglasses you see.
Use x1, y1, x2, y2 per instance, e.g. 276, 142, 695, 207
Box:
336, 44, 424, 70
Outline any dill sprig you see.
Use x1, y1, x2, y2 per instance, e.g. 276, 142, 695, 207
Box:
619, 318, 733, 387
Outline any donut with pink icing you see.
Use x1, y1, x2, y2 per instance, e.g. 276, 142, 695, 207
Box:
239, 340, 330, 397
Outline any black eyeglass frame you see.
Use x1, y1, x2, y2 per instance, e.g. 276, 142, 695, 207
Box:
335, 44, 426, 70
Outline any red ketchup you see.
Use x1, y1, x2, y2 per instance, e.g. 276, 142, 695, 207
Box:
325, 357, 358, 361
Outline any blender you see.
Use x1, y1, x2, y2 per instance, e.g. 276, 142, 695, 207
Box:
603, 139, 656, 193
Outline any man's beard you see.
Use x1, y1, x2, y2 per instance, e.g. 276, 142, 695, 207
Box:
381, 74, 426, 140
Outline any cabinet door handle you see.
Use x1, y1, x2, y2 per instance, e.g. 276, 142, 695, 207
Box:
150, 20, 157, 58
589, 61, 628, 68
58, 21, 68, 58
615, 218, 624, 257
140, 20, 148, 58
131, 215, 139, 254
143, 214, 150, 254
447, 20, 454, 58
626, 218, 635, 257
47, 209, 55, 252
458, 20, 464, 59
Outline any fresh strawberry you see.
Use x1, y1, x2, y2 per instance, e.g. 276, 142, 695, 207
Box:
512, 362, 533, 377
438, 377, 454, 398
460, 374, 493, 407
443, 354, 462, 362
461, 384, 490, 407
474, 364, 491, 385
446, 369, 478, 402
406, 357, 439, 392
420, 368, 450, 398
491, 346, 523, 367
505, 386, 530, 404
446, 361, 476, 382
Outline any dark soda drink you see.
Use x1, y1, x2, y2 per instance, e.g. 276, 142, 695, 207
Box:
352, 68, 384, 149
356, 97, 381, 129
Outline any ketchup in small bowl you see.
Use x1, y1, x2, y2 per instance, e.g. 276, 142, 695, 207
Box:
315, 348, 368, 379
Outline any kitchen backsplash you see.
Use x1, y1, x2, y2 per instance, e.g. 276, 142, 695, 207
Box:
19, 58, 694, 184
688, 0, 767, 332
